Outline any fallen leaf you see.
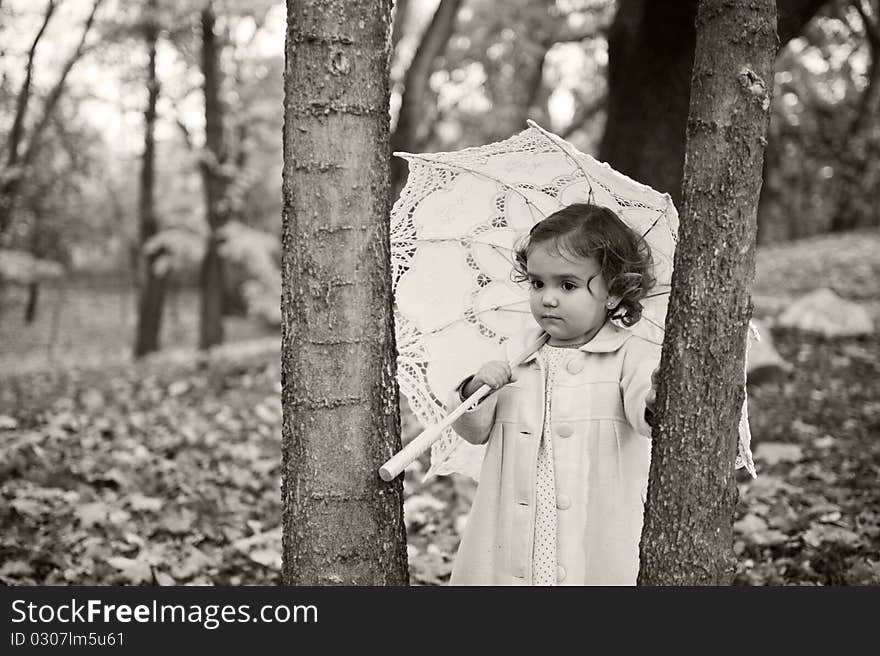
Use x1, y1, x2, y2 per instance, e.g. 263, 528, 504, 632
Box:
75, 501, 109, 528
155, 571, 176, 586
812, 435, 836, 449
108, 509, 131, 525
248, 548, 281, 570
754, 442, 803, 466
105, 556, 153, 584
0, 560, 34, 576
11, 498, 46, 518
127, 493, 163, 512
734, 513, 788, 546
171, 549, 213, 579
802, 523, 861, 548
734, 513, 767, 536
167, 381, 190, 397
161, 508, 196, 534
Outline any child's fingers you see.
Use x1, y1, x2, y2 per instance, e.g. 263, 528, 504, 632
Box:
645, 384, 656, 411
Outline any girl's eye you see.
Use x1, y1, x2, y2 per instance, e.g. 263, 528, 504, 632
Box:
530, 280, 543, 290
561, 282, 577, 291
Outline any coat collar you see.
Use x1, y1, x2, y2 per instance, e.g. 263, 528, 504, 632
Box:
514, 320, 635, 365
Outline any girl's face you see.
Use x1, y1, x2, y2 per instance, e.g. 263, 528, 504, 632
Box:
526, 243, 619, 347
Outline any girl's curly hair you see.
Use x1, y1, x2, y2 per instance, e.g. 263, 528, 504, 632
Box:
512, 203, 656, 327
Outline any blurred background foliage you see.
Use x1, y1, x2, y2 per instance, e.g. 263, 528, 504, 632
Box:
0, 0, 877, 364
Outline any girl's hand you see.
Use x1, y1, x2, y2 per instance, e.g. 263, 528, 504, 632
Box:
465, 361, 513, 396
645, 367, 658, 409
645, 367, 659, 425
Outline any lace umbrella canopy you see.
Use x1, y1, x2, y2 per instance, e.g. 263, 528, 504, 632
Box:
391, 120, 755, 481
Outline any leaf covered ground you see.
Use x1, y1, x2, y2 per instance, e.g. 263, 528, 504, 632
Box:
1, 230, 878, 585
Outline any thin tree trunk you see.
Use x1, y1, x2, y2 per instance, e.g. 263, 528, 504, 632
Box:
831, 0, 880, 231
390, 0, 462, 193
18, 0, 103, 171
198, 2, 227, 350
134, 0, 167, 358
24, 281, 39, 324
281, 0, 408, 585
0, 0, 100, 237
638, 0, 777, 585
391, 0, 410, 53
6, 0, 57, 169
600, 0, 828, 206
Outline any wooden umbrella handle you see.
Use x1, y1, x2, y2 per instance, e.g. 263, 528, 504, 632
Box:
378, 332, 549, 482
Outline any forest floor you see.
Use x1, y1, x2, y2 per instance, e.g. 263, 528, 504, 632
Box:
1, 229, 878, 586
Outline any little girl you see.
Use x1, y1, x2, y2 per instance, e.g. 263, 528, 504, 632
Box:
448, 202, 660, 586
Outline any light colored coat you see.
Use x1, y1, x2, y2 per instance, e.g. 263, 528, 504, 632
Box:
448, 321, 660, 586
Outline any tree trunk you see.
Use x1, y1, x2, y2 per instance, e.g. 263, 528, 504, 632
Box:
198, 2, 227, 350
830, 2, 880, 232
0, 0, 100, 237
390, 0, 462, 194
281, 0, 408, 585
599, 0, 697, 206
24, 281, 39, 324
638, 0, 776, 585
391, 0, 410, 53
600, 0, 828, 207
1, 0, 57, 236
6, 1, 57, 170
134, 0, 167, 358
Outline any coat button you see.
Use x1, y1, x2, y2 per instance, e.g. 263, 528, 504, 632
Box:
566, 357, 584, 374
556, 494, 571, 510
557, 565, 566, 582
556, 423, 573, 438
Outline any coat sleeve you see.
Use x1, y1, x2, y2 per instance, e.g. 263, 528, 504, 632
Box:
446, 376, 498, 445
620, 337, 661, 438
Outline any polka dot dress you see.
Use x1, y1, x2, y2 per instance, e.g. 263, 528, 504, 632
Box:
532, 344, 569, 586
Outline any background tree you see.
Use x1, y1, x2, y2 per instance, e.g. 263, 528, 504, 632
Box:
134, 0, 166, 357
829, 0, 880, 231
638, 0, 777, 584
390, 0, 462, 193
281, 0, 408, 584
0, 0, 104, 240
599, 0, 828, 207
197, 1, 228, 350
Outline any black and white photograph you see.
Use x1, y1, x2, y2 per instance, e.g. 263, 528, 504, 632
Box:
1, 0, 878, 594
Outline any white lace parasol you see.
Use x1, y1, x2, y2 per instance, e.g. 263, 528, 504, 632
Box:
391, 120, 756, 481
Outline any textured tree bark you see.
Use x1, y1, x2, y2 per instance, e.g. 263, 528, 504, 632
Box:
638, 0, 777, 585
600, 0, 828, 207
134, 0, 167, 358
198, 3, 228, 350
281, 0, 409, 585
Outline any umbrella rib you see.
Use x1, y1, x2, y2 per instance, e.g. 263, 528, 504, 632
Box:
418, 301, 531, 337
526, 119, 596, 205
396, 152, 551, 219
526, 119, 673, 248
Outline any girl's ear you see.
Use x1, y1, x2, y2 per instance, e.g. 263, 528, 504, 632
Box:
605, 295, 621, 310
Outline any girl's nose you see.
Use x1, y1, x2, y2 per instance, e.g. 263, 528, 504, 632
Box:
542, 292, 558, 307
